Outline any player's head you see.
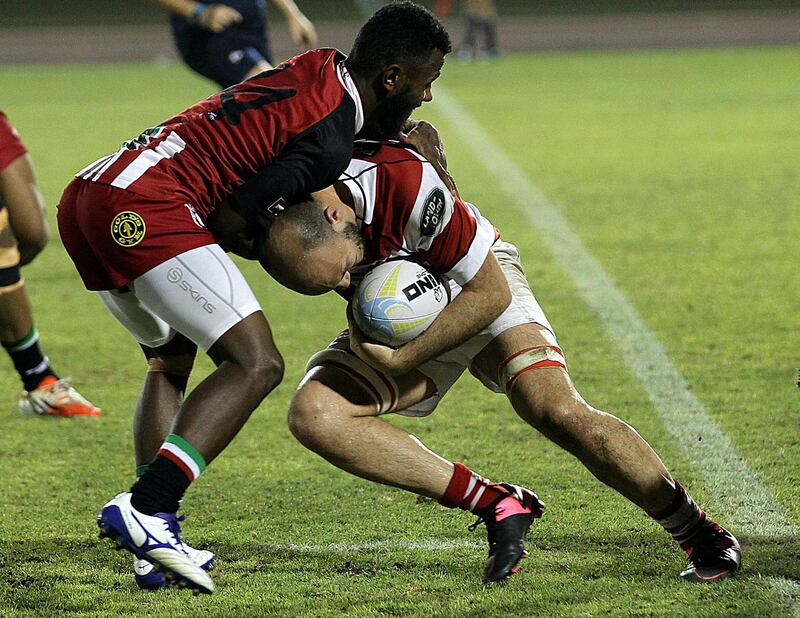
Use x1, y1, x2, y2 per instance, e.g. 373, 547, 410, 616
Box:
347, 1, 451, 139
259, 190, 364, 296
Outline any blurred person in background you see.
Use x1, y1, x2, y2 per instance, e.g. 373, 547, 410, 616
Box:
436, 0, 498, 60
151, 0, 318, 88
0, 111, 100, 417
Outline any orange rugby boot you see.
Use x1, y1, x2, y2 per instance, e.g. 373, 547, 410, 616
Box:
18, 376, 102, 417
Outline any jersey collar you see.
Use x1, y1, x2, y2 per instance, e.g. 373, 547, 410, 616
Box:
337, 61, 364, 134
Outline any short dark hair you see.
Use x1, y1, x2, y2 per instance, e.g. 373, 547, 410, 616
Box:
347, 1, 451, 77
269, 197, 332, 252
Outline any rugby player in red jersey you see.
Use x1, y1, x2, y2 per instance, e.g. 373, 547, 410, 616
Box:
0, 111, 100, 417
56, 2, 450, 594
256, 128, 741, 584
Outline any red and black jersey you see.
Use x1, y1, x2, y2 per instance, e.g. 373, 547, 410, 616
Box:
75, 49, 362, 224
0, 111, 27, 173
339, 140, 499, 290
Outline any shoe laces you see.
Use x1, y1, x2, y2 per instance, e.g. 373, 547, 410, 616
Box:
30, 377, 79, 402
157, 513, 188, 547
468, 484, 544, 540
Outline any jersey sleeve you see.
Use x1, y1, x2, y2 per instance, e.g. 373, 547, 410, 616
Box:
232, 101, 355, 227
412, 163, 497, 286
0, 112, 28, 173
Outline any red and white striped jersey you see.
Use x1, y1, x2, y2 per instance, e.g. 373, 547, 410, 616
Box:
74, 49, 362, 223
0, 111, 27, 173
339, 140, 499, 290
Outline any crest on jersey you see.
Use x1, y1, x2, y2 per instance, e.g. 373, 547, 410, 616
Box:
110, 211, 146, 247
420, 187, 446, 236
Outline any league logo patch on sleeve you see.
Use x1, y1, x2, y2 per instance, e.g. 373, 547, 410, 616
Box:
110, 211, 146, 247
420, 187, 446, 236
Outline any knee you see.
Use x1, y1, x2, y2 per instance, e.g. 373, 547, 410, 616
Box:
15, 226, 49, 267
287, 385, 338, 451
18, 235, 47, 266
522, 394, 600, 450
250, 350, 284, 395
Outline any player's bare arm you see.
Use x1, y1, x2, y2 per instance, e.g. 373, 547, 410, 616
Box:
270, 0, 318, 47
150, 0, 243, 32
349, 250, 511, 375
0, 153, 48, 266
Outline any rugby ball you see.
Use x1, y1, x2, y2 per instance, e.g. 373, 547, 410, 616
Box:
352, 260, 450, 347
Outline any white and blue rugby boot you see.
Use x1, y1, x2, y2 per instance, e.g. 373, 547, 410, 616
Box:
97, 492, 215, 594
134, 533, 215, 590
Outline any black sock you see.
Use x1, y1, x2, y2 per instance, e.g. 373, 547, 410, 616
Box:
130, 455, 191, 515
2, 327, 57, 391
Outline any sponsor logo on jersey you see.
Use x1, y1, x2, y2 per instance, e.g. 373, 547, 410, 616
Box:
110, 211, 146, 247
420, 187, 445, 236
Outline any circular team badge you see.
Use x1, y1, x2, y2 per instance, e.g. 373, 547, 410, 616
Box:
110, 211, 146, 247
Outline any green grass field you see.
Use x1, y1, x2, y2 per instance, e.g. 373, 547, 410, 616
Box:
0, 45, 798, 616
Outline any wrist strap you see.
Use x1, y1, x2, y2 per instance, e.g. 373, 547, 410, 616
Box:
189, 3, 207, 25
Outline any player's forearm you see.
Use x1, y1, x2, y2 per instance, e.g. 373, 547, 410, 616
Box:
397, 252, 511, 370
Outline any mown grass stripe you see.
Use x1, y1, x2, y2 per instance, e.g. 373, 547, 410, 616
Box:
433, 85, 799, 606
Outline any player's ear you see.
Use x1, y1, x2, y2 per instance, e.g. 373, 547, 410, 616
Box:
380, 65, 403, 93
323, 205, 341, 225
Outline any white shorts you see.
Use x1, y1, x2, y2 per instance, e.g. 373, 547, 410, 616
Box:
305, 241, 559, 416
98, 244, 261, 351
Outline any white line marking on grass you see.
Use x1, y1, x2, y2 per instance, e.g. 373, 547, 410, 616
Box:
433, 87, 798, 607
263, 539, 483, 554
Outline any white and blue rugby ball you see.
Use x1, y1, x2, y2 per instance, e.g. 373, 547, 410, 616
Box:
352, 260, 450, 347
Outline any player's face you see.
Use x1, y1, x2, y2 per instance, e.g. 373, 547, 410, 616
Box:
371, 49, 445, 139
271, 222, 364, 296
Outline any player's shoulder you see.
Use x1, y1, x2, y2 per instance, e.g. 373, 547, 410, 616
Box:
273, 48, 346, 80
352, 139, 424, 165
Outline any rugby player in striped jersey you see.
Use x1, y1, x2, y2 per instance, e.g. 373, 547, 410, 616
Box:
254, 125, 741, 584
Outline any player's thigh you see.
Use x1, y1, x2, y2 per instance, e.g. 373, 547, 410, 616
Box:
298, 330, 437, 419
297, 364, 434, 420
98, 287, 175, 349
126, 244, 262, 352
471, 321, 576, 421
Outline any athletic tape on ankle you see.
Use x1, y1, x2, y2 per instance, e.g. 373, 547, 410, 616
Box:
305, 348, 399, 414
499, 345, 567, 391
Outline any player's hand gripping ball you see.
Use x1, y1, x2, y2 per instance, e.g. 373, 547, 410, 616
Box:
352, 260, 450, 347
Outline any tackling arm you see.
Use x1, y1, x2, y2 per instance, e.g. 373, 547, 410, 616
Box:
401, 120, 459, 197
349, 250, 511, 375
